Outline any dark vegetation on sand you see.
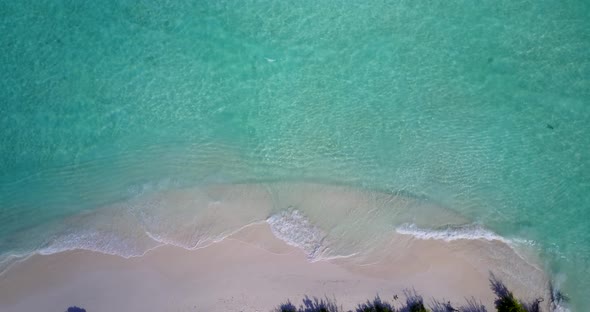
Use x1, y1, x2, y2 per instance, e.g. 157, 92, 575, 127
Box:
275, 274, 568, 312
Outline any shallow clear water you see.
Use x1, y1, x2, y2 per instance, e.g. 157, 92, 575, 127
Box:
1, 1, 589, 310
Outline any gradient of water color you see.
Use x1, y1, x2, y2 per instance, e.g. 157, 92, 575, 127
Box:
1, 1, 588, 310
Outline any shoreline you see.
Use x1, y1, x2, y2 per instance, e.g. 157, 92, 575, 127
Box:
0, 222, 550, 312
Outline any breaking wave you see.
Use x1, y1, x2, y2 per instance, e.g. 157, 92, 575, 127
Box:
266, 210, 328, 260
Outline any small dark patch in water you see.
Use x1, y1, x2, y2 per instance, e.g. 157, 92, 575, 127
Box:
487, 57, 494, 63
547, 124, 554, 130
67, 307, 86, 312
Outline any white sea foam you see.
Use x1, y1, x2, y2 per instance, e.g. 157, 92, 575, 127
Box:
266, 210, 328, 261
395, 223, 545, 273
38, 229, 162, 258
0, 231, 157, 277
27, 209, 339, 265
11, 221, 267, 266
396, 223, 512, 244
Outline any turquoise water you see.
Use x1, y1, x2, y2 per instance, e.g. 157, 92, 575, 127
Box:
1, 0, 588, 310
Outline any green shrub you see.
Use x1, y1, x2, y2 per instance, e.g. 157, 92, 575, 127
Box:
489, 273, 527, 312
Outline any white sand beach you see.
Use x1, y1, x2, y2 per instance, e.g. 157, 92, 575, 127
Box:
0, 222, 549, 312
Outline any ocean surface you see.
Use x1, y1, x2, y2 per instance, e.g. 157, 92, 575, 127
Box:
0, 1, 588, 310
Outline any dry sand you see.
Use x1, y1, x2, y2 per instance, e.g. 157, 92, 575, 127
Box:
0, 222, 549, 312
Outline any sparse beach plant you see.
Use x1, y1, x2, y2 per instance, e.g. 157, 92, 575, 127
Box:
520, 298, 542, 312
300, 296, 341, 312
458, 297, 487, 312
275, 296, 341, 312
399, 289, 427, 312
356, 295, 396, 312
277, 300, 299, 312
489, 273, 527, 312
274, 274, 553, 312
430, 298, 457, 312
